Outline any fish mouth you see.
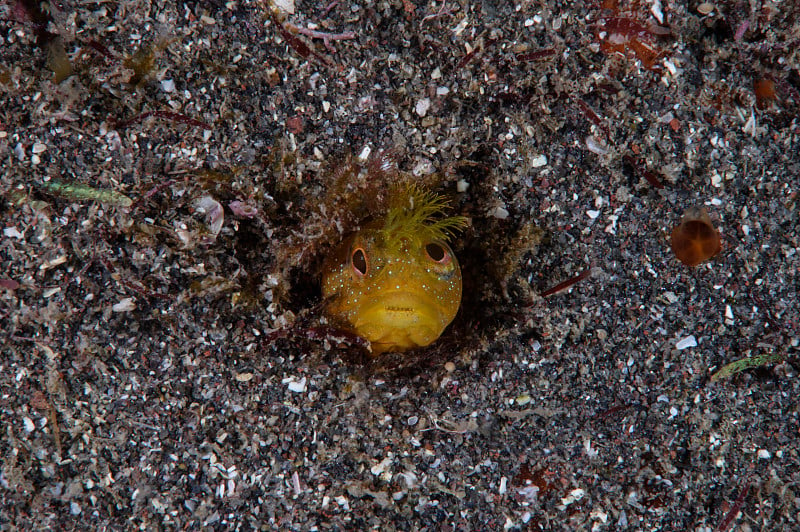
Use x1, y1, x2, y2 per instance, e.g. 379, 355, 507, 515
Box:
352, 291, 445, 352
355, 291, 442, 328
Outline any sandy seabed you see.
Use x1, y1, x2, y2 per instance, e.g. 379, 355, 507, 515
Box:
1, 1, 799, 530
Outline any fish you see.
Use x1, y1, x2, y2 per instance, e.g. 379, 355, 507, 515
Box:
321, 184, 467, 355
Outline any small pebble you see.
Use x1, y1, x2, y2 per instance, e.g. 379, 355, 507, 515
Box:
4, 227, 23, 239
286, 377, 307, 393
697, 3, 715, 15
415, 98, 431, 117
531, 154, 548, 167
489, 206, 509, 219
675, 335, 697, 350
112, 298, 136, 312
585, 136, 609, 155
160, 79, 176, 93
14, 143, 26, 160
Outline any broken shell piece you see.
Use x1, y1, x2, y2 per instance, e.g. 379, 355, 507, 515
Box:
670, 206, 721, 267
753, 78, 777, 109
195, 195, 224, 243
228, 200, 259, 218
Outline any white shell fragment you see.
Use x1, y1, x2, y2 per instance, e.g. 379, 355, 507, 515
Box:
675, 335, 698, 350
415, 98, 431, 117
272, 0, 296, 14
697, 3, 715, 15
112, 297, 137, 312
4, 227, 23, 239
370, 456, 393, 476
531, 154, 548, 167
489, 206, 509, 219
228, 200, 259, 218
284, 376, 307, 393
560, 488, 586, 507
195, 196, 224, 242
160, 79, 176, 93
585, 136, 609, 155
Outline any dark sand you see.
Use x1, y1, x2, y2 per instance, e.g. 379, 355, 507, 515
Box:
1, 1, 798, 529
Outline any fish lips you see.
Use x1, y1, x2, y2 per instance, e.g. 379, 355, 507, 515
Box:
352, 290, 449, 350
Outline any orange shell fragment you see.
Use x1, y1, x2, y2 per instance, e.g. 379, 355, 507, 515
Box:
753, 78, 777, 109
670, 206, 721, 267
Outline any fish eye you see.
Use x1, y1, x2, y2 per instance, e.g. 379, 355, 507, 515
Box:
425, 242, 450, 263
351, 247, 368, 276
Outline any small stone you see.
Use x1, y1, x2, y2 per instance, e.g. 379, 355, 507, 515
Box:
585, 136, 609, 155
489, 206, 509, 219
590, 508, 608, 523
725, 305, 734, 324
160, 79, 176, 93
271, 0, 295, 14
112, 298, 136, 312
415, 98, 431, 117
561, 488, 585, 507
370, 456, 392, 476
286, 377, 307, 393
531, 154, 547, 167
697, 3, 715, 15
675, 335, 697, 350
515, 394, 531, 406
4, 227, 23, 239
